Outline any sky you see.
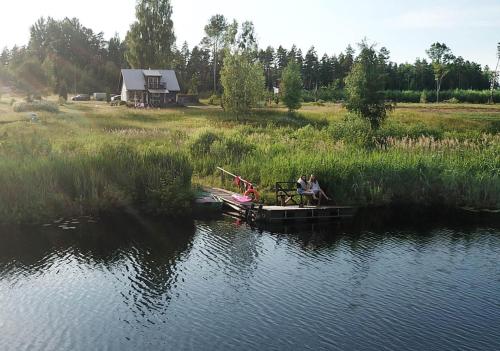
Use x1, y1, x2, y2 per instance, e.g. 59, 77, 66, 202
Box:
1, 0, 499, 68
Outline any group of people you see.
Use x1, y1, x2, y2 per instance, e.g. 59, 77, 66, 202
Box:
296, 174, 331, 205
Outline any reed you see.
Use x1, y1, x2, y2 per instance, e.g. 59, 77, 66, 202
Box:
0, 140, 192, 223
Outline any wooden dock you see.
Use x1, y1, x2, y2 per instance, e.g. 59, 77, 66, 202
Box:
208, 187, 356, 223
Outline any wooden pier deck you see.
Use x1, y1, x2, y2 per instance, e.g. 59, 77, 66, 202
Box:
208, 187, 356, 223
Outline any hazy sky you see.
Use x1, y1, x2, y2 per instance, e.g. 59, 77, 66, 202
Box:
1, 0, 499, 68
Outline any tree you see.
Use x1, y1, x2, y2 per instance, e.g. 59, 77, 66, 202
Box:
303, 46, 319, 90
187, 46, 211, 93
125, 0, 176, 68
108, 33, 127, 68
276, 46, 288, 73
220, 52, 265, 115
237, 21, 258, 53
345, 41, 393, 130
58, 82, 68, 101
319, 54, 334, 87
258, 46, 275, 90
202, 14, 229, 93
426, 42, 454, 103
280, 60, 303, 112
490, 42, 500, 103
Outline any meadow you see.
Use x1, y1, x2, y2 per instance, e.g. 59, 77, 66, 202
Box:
0, 95, 499, 223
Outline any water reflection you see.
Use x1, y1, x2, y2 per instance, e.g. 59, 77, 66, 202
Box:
0, 215, 195, 318
0, 213, 499, 351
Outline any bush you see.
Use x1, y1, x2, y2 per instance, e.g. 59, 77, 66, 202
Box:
208, 94, 221, 105
13, 100, 59, 113
189, 131, 220, 156
420, 90, 428, 103
444, 97, 460, 104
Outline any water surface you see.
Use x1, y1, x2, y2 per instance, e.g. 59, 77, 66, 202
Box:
0, 215, 499, 350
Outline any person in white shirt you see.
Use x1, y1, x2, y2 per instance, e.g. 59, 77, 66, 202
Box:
308, 174, 331, 205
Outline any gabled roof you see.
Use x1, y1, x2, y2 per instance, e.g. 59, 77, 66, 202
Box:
121, 69, 180, 91
142, 69, 162, 76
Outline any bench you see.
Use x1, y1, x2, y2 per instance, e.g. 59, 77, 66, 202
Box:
275, 182, 306, 207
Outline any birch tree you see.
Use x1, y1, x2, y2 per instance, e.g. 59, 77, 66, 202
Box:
426, 42, 454, 103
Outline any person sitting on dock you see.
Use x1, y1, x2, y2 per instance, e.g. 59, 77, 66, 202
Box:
293, 175, 315, 205
308, 175, 331, 205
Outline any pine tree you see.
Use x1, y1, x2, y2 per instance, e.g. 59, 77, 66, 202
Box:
303, 46, 319, 90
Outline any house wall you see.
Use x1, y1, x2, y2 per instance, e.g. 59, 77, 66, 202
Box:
163, 92, 178, 104
121, 84, 128, 102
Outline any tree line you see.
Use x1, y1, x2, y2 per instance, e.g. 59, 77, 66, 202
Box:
0, 0, 497, 99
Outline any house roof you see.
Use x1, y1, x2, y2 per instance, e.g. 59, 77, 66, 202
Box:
121, 69, 180, 91
142, 69, 162, 76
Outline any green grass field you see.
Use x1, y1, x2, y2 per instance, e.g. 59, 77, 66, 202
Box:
0, 95, 499, 223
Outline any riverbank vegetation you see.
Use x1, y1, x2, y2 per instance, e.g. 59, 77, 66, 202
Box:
0, 95, 498, 223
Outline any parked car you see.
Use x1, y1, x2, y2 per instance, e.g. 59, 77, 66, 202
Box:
72, 94, 90, 101
93, 93, 107, 101
111, 95, 121, 101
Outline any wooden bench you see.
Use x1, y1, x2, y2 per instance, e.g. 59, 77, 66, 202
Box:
275, 182, 306, 207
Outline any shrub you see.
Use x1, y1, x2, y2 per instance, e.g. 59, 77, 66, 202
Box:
208, 94, 221, 105
189, 131, 220, 156
13, 100, 59, 113
420, 90, 428, 103
444, 97, 459, 104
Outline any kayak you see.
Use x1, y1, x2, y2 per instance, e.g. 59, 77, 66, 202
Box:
231, 194, 253, 203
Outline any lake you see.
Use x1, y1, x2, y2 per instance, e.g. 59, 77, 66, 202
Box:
0, 214, 499, 350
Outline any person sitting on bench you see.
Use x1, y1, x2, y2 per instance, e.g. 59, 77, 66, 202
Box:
293, 175, 315, 205
308, 174, 331, 205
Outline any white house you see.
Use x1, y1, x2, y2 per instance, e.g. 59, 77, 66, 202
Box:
119, 69, 181, 107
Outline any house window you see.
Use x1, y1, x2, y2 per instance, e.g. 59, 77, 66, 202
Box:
148, 77, 159, 89
151, 93, 160, 106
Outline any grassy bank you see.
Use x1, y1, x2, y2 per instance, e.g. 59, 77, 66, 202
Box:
0, 96, 499, 223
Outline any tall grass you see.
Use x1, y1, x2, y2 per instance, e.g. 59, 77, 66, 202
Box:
12, 100, 59, 113
0, 141, 192, 223
192, 118, 500, 210
0, 100, 499, 223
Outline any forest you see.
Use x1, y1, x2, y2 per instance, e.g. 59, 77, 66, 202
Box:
0, 0, 496, 101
